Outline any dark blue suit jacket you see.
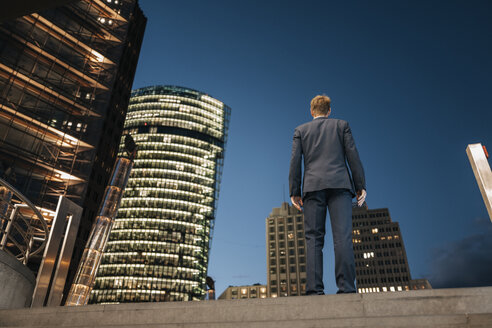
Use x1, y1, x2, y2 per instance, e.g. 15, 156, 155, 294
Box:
289, 117, 366, 198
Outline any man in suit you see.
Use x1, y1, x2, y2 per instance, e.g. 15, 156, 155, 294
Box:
289, 95, 366, 295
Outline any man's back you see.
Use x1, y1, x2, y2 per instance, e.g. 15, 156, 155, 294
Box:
289, 117, 365, 197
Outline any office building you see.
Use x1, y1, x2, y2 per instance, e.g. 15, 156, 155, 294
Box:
90, 85, 231, 303
409, 278, 432, 290
352, 205, 431, 293
266, 202, 307, 297
0, 0, 146, 298
218, 284, 267, 300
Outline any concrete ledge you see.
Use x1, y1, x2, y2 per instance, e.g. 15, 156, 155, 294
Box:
0, 287, 491, 327
0, 315, 478, 328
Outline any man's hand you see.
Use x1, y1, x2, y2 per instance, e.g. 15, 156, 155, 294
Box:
356, 189, 367, 207
291, 196, 303, 211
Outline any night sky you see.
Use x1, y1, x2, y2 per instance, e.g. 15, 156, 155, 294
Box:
133, 0, 492, 295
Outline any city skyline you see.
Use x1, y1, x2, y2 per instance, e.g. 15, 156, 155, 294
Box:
130, 0, 492, 296
1, 0, 491, 301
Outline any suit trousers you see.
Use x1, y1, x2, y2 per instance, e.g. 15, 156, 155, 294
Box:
303, 188, 356, 294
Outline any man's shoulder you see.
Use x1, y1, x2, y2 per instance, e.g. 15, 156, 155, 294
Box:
295, 118, 348, 131
294, 121, 312, 131
328, 118, 350, 130
330, 118, 348, 125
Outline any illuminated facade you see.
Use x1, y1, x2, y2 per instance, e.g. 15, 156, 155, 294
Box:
90, 85, 231, 303
0, 0, 146, 299
352, 205, 431, 293
266, 202, 307, 298
218, 284, 267, 300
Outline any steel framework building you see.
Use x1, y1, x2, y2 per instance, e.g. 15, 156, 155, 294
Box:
0, 0, 146, 300
90, 85, 231, 303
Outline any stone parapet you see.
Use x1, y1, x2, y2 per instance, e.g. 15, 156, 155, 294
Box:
0, 286, 491, 327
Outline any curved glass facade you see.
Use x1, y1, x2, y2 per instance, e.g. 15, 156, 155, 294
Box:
90, 85, 230, 303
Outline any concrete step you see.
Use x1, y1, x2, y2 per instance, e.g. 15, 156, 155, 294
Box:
1, 314, 492, 328
0, 287, 491, 328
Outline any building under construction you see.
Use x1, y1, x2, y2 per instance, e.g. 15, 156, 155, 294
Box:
0, 0, 146, 301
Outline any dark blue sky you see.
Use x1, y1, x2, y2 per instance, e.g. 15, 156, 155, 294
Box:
134, 0, 492, 295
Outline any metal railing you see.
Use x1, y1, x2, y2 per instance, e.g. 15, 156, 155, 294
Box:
0, 177, 49, 264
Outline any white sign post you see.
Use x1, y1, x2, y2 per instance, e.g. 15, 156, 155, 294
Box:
466, 143, 492, 222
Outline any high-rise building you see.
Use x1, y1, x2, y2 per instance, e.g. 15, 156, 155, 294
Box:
352, 205, 431, 293
218, 284, 267, 300
266, 202, 307, 298
90, 85, 231, 303
0, 0, 146, 298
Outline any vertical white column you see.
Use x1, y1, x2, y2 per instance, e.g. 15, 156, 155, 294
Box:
466, 143, 492, 222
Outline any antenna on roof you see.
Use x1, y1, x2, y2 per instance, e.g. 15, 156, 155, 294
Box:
283, 184, 286, 204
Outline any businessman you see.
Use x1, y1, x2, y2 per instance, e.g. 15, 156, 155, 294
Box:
289, 95, 366, 295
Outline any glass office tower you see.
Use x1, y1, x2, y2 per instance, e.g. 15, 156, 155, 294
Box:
0, 0, 146, 298
90, 85, 231, 303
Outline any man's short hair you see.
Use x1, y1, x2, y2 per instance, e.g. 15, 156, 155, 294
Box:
310, 95, 331, 116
